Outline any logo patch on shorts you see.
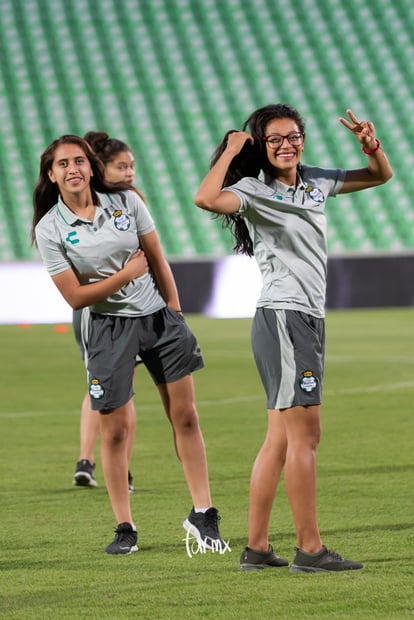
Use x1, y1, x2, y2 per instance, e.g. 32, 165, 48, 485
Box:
113, 209, 130, 231
299, 370, 317, 393
89, 378, 105, 399
193, 343, 202, 357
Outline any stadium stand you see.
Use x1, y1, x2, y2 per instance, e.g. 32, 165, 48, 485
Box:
1, 0, 413, 261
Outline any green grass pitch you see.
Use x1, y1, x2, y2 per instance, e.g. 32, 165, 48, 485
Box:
1, 309, 413, 619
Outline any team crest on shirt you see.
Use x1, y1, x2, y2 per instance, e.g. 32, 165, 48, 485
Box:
305, 186, 325, 203
89, 378, 105, 399
113, 209, 131, 231
299, 370, 318, 393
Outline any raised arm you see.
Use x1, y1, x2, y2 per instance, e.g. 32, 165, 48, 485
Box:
51, 249, 148, 310
338, 108, 393, 194
194, 131, 254, 213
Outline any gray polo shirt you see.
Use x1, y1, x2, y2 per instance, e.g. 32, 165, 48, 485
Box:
223, 164, 346, 317
35, 190, 166, 316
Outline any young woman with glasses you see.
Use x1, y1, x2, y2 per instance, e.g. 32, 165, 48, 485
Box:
194, 103, 392, 572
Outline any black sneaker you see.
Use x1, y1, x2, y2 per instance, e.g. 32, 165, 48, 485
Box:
290, 545, 364, 573
240, 545, 289, 570
73, 459, 98, 488
105, 522, 138, 555
183, 507, 228, 552
128, 470, 135, 494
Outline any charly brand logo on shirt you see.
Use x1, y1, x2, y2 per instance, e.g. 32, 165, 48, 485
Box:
113, 209, 131, 231
299, 370, 318, 392
305, 186, 325, 203
89, 378, 104, 399
66, 231, 80, 245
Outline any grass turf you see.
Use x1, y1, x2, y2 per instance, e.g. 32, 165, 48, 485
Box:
0, 309, 413, 618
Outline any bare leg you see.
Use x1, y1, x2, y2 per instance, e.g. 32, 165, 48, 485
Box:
126, 366, 138, 464
79, 392, 136, 465
99, 404, 133, 524
158, 375, 212, 508
125, 399, 137, 463
283, 405, 323, 552
247, 410, 287, 551
79, 392, 100, 463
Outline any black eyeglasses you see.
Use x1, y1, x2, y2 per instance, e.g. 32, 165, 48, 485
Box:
263, 132, 304, 147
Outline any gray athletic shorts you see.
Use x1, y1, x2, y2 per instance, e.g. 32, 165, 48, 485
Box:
251, 308, 325, 410
72, 307, 142, 365
86, 307, 204, 411
73, 308, 87, 360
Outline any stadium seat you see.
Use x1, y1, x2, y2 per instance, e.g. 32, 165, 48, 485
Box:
0, 0, 411, 260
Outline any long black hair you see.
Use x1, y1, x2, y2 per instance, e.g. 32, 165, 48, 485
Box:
211, 104, 306, 255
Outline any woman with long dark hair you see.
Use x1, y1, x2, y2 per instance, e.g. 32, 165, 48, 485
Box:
33, 135, 226, 555
195, 104, 392, 572
72, 131, 141, 492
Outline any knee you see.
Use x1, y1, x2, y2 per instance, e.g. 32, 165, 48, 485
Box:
308, 422, 322, 450
289, 426, 321, 452
112, 429, 128, 445
311, 430, 321, 450
102, 427, 128, 446
171, 405, 199, 433
99, 412, 129, 446
305, 411, 322, 450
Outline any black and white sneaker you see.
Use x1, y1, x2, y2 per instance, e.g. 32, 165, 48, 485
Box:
73, 459, 98, 488
183, 507, 228, 552
105, 522, 138, 555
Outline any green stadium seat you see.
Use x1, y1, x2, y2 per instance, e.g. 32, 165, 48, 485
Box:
0, 0, 412, 261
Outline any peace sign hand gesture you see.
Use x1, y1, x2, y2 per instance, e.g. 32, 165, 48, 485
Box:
339, 108, 377, 150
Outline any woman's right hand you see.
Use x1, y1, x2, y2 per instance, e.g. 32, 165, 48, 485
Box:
124, 249, 149, 280
225, 131, 254, 155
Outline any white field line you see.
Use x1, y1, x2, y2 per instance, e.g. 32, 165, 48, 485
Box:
1, 381, 413, 419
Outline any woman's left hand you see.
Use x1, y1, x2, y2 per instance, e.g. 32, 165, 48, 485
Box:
339, 108, 377, 150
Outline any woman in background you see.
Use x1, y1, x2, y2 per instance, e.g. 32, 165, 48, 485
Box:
72, 132, 141, 492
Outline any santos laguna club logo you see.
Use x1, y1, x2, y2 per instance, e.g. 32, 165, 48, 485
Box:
113, 209, 130, 231
299, 370, 317, 393
89, 378, 104, 399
